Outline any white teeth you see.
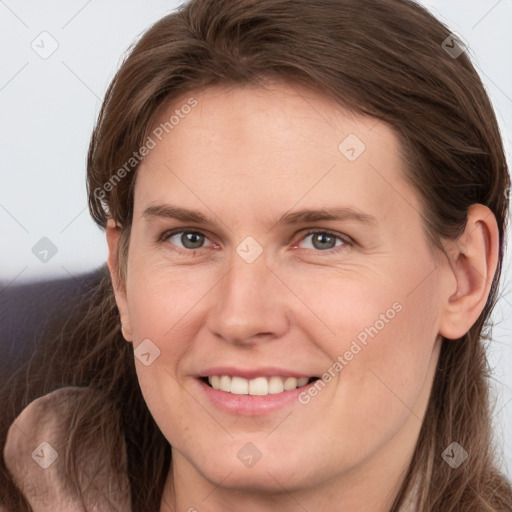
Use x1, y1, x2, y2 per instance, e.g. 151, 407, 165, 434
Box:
268, 376, 284, 394
231, 376, 249, 395
283, 377, 298, 390
219, 375, 231, 392
210, 375, 221, 390
206, 375, 311, 396
249, 377, 268, 396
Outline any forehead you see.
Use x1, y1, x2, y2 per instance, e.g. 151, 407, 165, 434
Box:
133, 82, 422, 229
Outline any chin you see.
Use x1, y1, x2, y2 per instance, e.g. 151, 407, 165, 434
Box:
202, 460, 307, 492
184, 438, 318, 492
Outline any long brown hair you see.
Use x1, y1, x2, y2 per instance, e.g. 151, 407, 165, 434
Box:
1, 0, 511, 510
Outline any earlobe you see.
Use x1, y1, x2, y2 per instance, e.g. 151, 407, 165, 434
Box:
439, 204, 499, 340
106, 219, 133, 343
121, 321, 134, 342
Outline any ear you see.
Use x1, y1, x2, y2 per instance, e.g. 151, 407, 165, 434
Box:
106, 219, 133, 342
438, 204, 500, 340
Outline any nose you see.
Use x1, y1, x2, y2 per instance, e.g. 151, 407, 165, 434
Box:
205, 252, 290, 346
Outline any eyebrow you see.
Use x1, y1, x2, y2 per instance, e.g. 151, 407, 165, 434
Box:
142, 204, 378, 228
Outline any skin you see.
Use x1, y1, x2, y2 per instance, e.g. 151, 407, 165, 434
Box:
105, 81, 498, 512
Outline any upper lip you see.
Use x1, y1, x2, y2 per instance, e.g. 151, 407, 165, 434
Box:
197, 367, 315, 379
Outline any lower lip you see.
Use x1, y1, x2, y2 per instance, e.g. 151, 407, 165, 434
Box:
196, 378, 312, 415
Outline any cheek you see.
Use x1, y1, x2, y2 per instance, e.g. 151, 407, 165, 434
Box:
331, 271, 441, 438
134, 364, 200, 452
125, 255, 219, 347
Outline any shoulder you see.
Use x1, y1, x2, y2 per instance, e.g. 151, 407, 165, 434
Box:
4, 386, 132, 512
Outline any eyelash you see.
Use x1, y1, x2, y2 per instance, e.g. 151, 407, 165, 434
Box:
158, 228, 352, 256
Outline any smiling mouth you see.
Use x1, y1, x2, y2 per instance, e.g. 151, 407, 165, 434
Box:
201, 375, 319, 396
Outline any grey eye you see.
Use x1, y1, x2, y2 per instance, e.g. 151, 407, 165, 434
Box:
169, 231, 205, 249
300, 232, 344, 251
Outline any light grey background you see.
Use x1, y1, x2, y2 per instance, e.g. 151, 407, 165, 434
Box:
1, 0, 511, 477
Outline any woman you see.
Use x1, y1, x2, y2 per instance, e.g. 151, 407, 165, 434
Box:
1, 0, 511, 510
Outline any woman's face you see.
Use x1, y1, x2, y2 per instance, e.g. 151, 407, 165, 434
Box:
111, 82, 454, 500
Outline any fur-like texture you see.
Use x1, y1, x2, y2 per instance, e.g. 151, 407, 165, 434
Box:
4, 387, 131, 512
